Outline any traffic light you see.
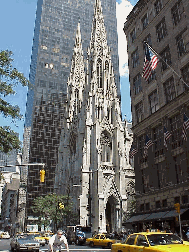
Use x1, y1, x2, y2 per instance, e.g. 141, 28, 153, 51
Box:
86, 205, 89, 211
100, 214, 102, 220
40, 169, 45, 183
174, 203, 180, 213
59, 202, 64, 209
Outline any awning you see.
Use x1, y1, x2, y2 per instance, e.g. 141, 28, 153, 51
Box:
163, 208, 188, 218
125, 208, 189, 223
126, 213, 151, 223
144, 211, 169, 221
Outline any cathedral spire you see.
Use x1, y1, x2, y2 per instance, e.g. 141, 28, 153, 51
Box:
67, 22, 86, 121
68, 22, 85, 89
90, 0, 108, 52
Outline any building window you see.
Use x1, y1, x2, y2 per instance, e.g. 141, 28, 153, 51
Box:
156, 18, 167, 42
156, 200, 161, 209
143, 34, 152, 56
162, 199, 167, 207
141, 14, 148, 30
130, 28, 136, 43
131, 48, 139, 68
160, 46, 172, 72
171, 0, 183, 26
154, 0, 162, 15
135, 101, 143, 123
140, 204, 144, 211
174, 196, 180, 204
164, 77, 176, 103
133, 74, 142, 95
176, 28, 187, 57
146, 202, 150, 211
153, 125, 163, 151
170, 114, 182, 146
148, 71, 156, 83
181, 63, 189, 87
182, 195, 188, 204
100, 131, 112, 162
149, 90, 159, 114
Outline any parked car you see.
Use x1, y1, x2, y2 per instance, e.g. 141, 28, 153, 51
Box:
86, 233, 117, 248
10, 234, 40, 251
111, 231, 189, 252
75, 231, 86, 245
0, 232, 10, 239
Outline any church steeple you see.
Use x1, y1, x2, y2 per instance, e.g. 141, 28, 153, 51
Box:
67, 22, 85, 121
90, 0, 109, 53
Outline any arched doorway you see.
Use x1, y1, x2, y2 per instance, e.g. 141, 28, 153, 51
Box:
105, 195, 119, 233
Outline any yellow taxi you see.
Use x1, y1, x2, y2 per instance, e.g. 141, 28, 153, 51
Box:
111, 231, 189, 252
34, 233, 53, 244
86, 233, 117, 248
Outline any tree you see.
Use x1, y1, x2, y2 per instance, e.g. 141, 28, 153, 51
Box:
0, 50, 31, 153
123, 198, 136, 222
31, 193, 78, 232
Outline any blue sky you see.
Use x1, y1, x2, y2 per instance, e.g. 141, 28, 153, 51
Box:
0, 0, 138, 144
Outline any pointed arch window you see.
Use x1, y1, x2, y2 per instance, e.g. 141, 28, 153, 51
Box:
105, 61, 109, 90
75, 89, 79, 113
97, 58, 103, 88
100, 131, 112, 162
90, 60, 93, 79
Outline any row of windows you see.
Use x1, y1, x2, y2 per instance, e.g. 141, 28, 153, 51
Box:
134, 111, 188, 153
130, 0, 184, 43
140, 195, 188, 212
131, 27, 187, 70
133, 61, 189, 123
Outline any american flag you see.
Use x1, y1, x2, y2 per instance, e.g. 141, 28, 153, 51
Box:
164, 126, 172, 148
182, 114, 189, 141
142, 45, 159, 81
129, 147, 138, 159
144, 135, 153, 157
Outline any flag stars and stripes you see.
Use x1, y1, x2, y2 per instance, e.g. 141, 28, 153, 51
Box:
129, 147, 138, 159
142, 44, 159, 81
164, 126, 172, 148
182, 114, 189, 141
144, 135, 153, 157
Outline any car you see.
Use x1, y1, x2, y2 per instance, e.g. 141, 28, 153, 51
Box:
75, 231, 86, 245
10, 234, 40, 252
34, 233, 53, 245
86, 233, 117, 248
111, 231, 189, 252
0, 232, 10, 239
33, 235, 46, 246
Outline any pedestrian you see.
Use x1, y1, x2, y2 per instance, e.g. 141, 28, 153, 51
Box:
49, 230, 69, 252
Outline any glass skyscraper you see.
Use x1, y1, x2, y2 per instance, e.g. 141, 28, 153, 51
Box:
24, 0, 120, 219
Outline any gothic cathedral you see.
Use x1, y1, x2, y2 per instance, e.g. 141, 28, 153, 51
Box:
55, 0, 134, 233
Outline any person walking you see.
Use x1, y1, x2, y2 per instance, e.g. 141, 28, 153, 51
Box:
49, 230, 69, 252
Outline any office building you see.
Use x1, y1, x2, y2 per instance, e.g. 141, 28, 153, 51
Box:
124, 0, 189, 233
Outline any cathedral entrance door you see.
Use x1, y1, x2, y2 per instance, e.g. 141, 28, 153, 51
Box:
105, 195, 118, 233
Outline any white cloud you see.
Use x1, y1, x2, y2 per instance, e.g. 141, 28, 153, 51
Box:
116, 0, 133, 77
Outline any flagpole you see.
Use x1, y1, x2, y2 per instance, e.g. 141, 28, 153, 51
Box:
144, 42, 189, 89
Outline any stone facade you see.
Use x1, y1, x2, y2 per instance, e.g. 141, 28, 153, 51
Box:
55, 0, 134, 233
124, 0, 189, 232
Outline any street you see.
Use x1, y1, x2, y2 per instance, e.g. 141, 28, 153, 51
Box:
0, 239, 111, 252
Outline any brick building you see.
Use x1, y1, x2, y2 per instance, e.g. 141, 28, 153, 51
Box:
124, 0, 189, 234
